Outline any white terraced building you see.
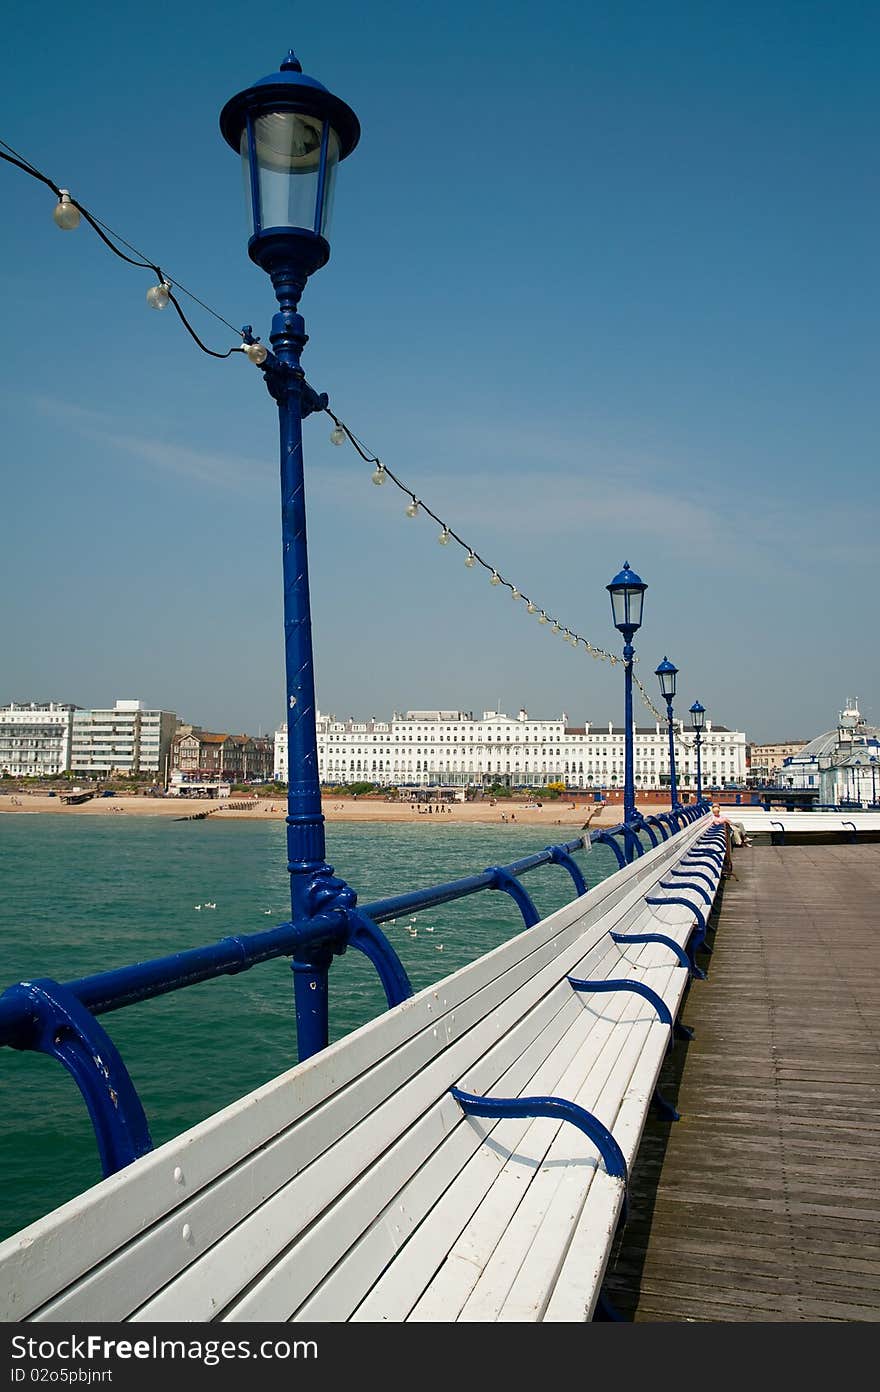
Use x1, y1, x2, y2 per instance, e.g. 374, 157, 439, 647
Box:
274, 708, 747, 791
0, 702, 77, 777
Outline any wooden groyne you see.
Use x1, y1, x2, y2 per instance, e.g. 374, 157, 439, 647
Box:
174, 799, 257, 822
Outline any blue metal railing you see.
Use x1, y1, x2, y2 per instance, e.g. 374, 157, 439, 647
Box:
0, 803, 709, 1178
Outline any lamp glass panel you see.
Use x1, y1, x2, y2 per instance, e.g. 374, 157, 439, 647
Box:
610, 585, 644, 630
628, 587, 645, 629
610, 587, 627, 629
241, 115, 340, 234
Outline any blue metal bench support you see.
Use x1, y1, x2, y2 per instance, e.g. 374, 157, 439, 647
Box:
646, 892, 710, 950
450, 1087, 628, 1201
668, 865, 716, 891
644, 895, 709, 978
593, 831, 627, 870
484, 866, 541, 929
567, 976, 674, 1032
568, 979, 683, 1117
770, 820, 785, 845
646, 815, 669, 842
620, 824, 644, 862
634, 816, 659, 848
651, 1086, 681, 1122
610, 931, 693, 975
545, 843, 588, 897
660, 877, 712, 906
344, 909, 414, 1009
594, 1290, 627, 1321
681, 853, 722, 873
842, 821, 856, 844
1, 978, 153, 1178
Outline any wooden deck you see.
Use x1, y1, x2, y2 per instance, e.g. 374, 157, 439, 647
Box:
603, 843, 880, 1321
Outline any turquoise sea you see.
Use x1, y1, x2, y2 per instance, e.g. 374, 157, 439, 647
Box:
0, 815, 619, 1241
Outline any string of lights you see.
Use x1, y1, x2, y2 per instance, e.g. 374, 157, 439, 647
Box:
3, 136, 672, 722
633, 673, 665, 722
0, 139, 246, 359
322, 405, 670, 722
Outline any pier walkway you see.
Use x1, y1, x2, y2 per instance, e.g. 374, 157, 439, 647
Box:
603, 842, 880, 1321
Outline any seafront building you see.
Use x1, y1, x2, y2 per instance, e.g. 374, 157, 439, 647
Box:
274, 708, 747, 791
770, 701, 879, 805
748, 739, 807, 783
70, 700, 179, 779
171, 728, 274, 782
0, 702, 77, 778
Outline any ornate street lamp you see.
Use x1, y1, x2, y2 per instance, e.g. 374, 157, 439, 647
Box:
655, 657, 679, 809
607, 563, 647, 833
689, 700, 706, 804
219, 51, 409, 1060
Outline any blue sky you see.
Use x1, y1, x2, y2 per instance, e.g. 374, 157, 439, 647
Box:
1, 0, 877, 744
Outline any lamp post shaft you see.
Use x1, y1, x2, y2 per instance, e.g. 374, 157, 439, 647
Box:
271, 305, 327, 908
695, 730, 702, 802
666, 700, 678, 809
623, 640, 636, 825
264, 297, 339, 1059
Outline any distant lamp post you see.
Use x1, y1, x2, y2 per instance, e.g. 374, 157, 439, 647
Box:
689, 700, 706, 803
219, 52, 409, 1061
606, 563, 647, 829
655, 657, 679, 809
871, 756, 878, 807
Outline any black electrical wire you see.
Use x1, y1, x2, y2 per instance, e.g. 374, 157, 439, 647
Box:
0, 140, 245, 356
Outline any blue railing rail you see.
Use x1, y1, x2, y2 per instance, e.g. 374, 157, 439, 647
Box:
592, 799, 709, 867
0, 809, 709, 1179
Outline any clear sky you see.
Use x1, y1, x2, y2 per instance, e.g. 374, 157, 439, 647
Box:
1, 0, 876, 744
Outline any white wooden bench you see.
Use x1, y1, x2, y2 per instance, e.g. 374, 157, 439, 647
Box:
722, 809, 880, 843
0, 817, 726, 1324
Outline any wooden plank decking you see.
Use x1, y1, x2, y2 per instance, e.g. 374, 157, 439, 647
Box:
602, 843, 880, 1321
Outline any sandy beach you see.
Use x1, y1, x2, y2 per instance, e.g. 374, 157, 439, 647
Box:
0, 791, 676, 828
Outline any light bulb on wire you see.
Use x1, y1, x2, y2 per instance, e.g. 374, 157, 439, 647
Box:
330, 425, 346, 446
53, 190, 80, 231
244, 341, 268, 365
464, 551, 476, 569
371, 463, 386, 485
405, 498, 419, 518
438, 527, 451, 545
146, 280, 171, 310
511, 587, 519, 600
490, 570, 502, 586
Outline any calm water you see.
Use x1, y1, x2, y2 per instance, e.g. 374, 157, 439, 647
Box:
0, 815, 619, 1240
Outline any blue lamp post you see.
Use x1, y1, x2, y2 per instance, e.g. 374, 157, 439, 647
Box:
655, 657, 679, 810
689, 700, 706, 804
607, 564, 647, 832
219, 51, 410, 1060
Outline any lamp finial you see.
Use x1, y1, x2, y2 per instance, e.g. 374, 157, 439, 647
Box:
280, 49, 303, 73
